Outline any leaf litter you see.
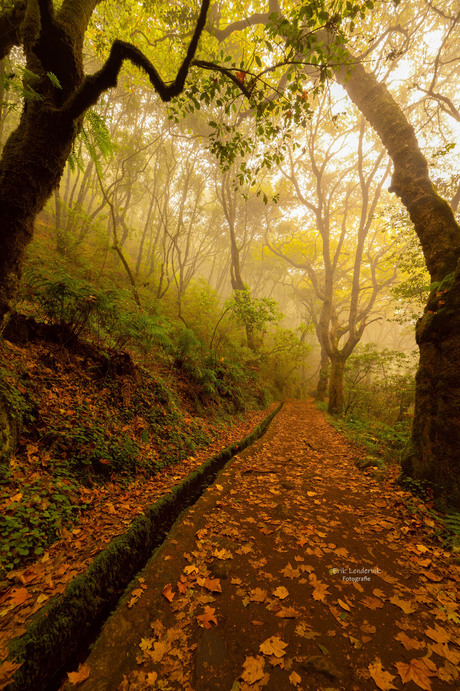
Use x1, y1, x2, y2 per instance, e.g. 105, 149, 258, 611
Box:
56, 401, 459, 689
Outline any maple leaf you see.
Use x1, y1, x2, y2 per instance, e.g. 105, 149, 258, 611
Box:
430, 643, 460, 666
389, 595, 417, 614
425, 624, 450, 644
259, 636, 287, 658
395, 658, 436, 691
395, 631, 424, 650
241, 655, 265, 684
67, 662, 91, 685
368, 659, 397, 690
311, 580, 329, 602
197, 606, 218, 629
203, 577, 222, 593
281, 563, 300, 578
250, 588, 267, 603
272, 586, 289, 599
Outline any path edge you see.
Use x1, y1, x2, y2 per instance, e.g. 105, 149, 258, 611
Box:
5, 402, 283, 691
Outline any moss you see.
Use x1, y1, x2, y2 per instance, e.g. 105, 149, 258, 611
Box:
5, 402, 282, 691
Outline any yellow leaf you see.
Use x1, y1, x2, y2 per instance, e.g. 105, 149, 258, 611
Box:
241, 655, 265, 685
337, 598, 351, 611
289, 670, 301, 686
368, 659, 397, 690
259, 636, 288, 658
273, 586, 289, 600
67, 663, 91, 685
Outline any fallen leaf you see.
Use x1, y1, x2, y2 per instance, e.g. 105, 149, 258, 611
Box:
241, 655, 265, 685
273, 586, 289, 600
259, 636, 287, 658
67, 662, 91, 685
9, 588, 31, 607
425, 625, 450, 644
368, 659, 397, 690
289, 670, 301, 686
337, 598, 351, 611
162, 583, 175, 602
250, 588, 267, 603
395, 657, 436, 691
197, 606, 218, 629
203, 577, 222, 593
395, 631, 424, 650
389, 595, 416, 614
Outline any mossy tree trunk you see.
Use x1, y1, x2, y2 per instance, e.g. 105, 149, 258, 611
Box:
0, 0, 210, 334
336, 60, 460, 508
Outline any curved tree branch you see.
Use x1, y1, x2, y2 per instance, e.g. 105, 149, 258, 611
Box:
63, 0, 211, 120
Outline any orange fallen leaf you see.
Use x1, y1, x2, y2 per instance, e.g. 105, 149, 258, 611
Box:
337, 598, 351, 611
389, 595, 416, 614
241, 656, 265, 685
368, 659, 397, 690
250, 588, 267, 603
395, 631, 424, 650
162, 583, 175, 602
259, 636, 287, 658
395, 657, 436, 690
425, 625, 450, 644
273, 586, 289, 600
203, 577, 222, 593
67, 662, 91, 685
9, 588, 30, 607
197, 606, 218, 629
289, 670, 302, 686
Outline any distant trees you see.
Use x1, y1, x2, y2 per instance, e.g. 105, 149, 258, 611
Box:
266, 100, 400, 415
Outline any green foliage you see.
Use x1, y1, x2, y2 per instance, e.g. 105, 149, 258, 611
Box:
18, 268, 173, 354
226, 288, 282, 332
329, 414, 411, 467
68, 108, 114, 173
343, 344, 416, 425
0, 477, 82, 575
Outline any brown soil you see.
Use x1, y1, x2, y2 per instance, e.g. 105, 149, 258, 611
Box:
64, 400, 459, 691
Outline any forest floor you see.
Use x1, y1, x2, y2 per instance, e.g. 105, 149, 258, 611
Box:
61, 400, 459, 691
0, 328, 276, 689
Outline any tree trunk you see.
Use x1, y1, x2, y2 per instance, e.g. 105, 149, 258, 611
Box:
0, 110, 77, 332
328, 356, 346, 416
336, 56, 460, 508
402, 270, 460, 506
316, 344, 329, 402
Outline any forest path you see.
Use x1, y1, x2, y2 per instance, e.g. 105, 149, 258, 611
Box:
69, 400, 459, 691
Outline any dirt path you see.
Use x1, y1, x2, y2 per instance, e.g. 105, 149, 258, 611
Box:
67, 400, 459, 691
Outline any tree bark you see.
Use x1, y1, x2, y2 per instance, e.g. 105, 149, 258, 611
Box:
315, 343, 329, 402
336, 56, 460, 507
328, 356, 346, 416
